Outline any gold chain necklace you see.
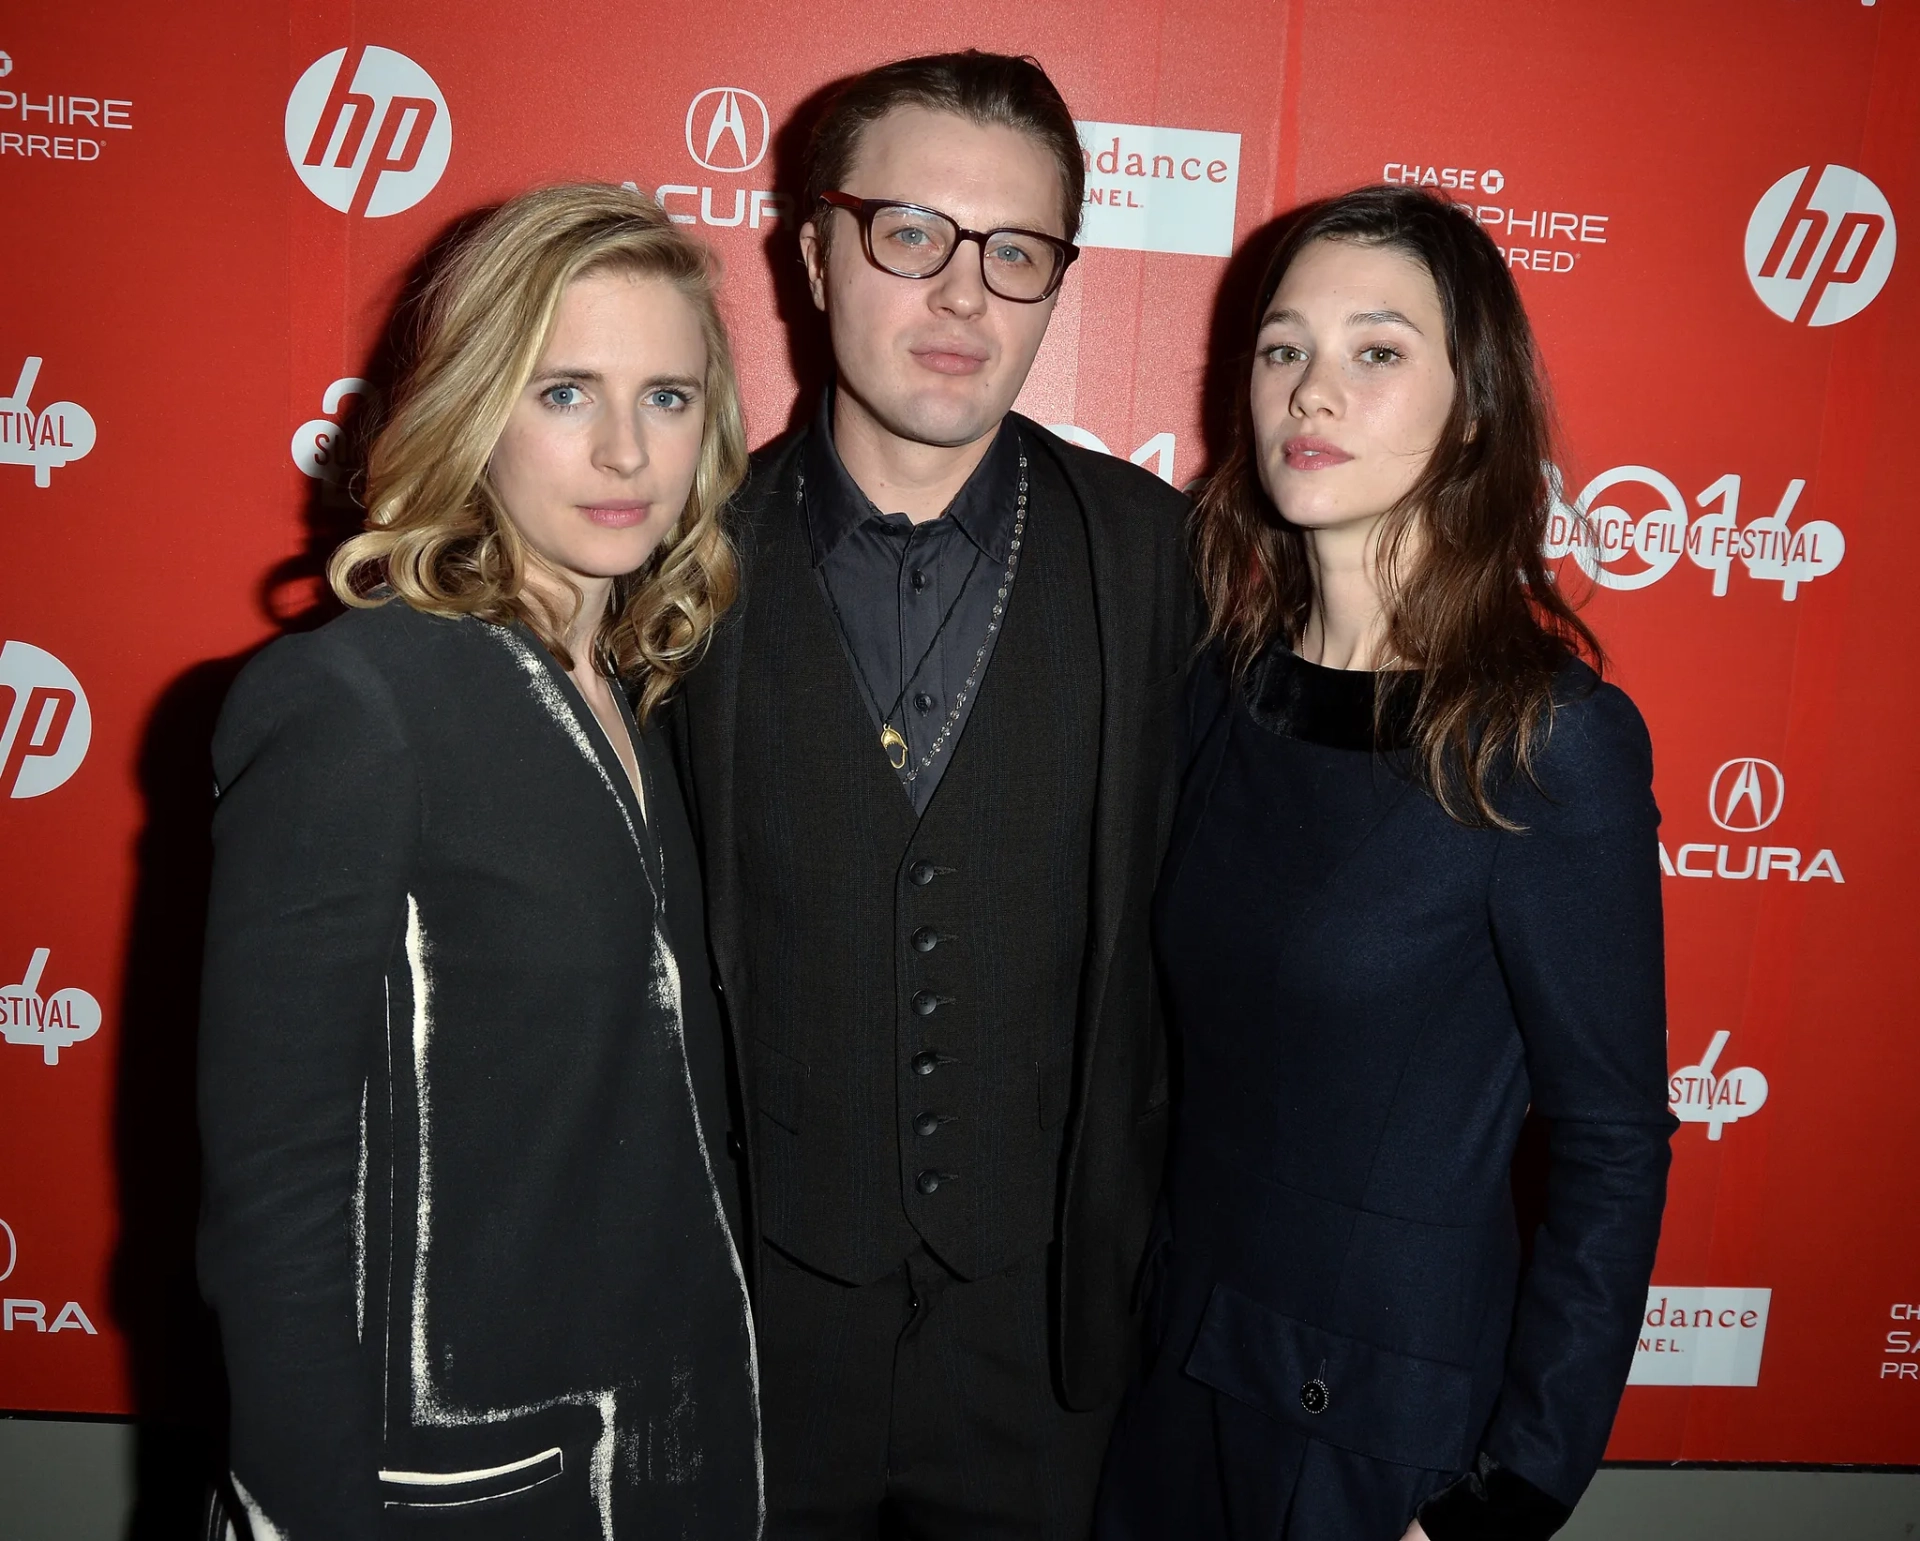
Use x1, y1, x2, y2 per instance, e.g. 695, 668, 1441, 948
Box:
801, 448, 1029, 781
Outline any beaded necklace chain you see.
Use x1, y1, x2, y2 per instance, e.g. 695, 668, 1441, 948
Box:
800, 447, 1029, 783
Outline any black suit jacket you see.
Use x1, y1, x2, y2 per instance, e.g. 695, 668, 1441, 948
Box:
198, 602, 760, 1540
673, 416, 1199, 1408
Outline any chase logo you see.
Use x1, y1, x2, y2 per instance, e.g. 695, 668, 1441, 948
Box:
285, 45, 452, 218
685, 87, 769, 175
1710, 758, 1785, 834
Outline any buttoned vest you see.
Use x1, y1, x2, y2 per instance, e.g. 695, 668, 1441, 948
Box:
732, 452, 1101, 1285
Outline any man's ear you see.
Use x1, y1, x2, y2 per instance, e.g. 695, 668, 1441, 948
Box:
798, 220, 828, 313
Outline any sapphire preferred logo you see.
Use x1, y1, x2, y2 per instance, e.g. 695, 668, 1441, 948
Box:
1747, 164, 1896, 326
0, 640, 91, 799
1660, 757, 1841, 884
1, 356, 95, 488
0, 1219, 99, 1337
285, 46, 451, 218
1075, 121, 1241, 259
1384, 162, 1611, 278
0, 948, 101, 1066
1545, 464, 1842, 600
1629, 1287, 1771, 1386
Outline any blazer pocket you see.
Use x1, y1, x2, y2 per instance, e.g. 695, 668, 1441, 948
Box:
378, 1446, 564, 1509
753, 1040, 805, 1134
1184, 1282, 1473, 1472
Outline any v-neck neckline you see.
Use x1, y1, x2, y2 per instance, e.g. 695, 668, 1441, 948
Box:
510, 624, 660, 881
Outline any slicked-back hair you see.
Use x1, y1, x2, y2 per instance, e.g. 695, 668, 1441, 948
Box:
1194, 184, 1604, 829
803, 51, 1085, 246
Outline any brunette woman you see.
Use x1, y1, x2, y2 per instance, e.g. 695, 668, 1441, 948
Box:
198, 186, 760, 1540
1095, 187, 1673, 1541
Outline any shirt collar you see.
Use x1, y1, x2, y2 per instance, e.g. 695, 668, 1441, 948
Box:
802, 382, 1022, 567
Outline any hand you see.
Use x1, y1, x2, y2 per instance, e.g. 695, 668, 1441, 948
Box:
1399, 1522, 1431, 1541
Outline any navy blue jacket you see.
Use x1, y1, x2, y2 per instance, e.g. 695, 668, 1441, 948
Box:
1097, 646, 1673, 1541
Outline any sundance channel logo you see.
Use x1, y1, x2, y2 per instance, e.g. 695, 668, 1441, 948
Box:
1629, 1287, 1771, 1387
1075, 121, 1241, 258
285, 45, 451, 218
1747, 164, 1896, 327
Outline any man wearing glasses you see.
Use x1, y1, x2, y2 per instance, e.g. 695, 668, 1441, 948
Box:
673, 50, 1195, 1538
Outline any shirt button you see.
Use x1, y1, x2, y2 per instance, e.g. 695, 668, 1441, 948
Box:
911, 568, 928, 592
909, 860, 938, 886
914, 1112, 942, 1137
911, 926, 941, 953
915, 1170, 944, 1195
914, 692, 937, 714
912, 1051, 940, 1076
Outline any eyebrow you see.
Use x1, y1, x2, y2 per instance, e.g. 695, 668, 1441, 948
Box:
530, 368, 704, 392
1258, 306, 1425, 334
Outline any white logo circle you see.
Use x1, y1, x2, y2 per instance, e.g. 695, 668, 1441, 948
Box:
1481, 168, 1504, 195
285, 46, 452, 218
1746, 165, 1896, 326
1710, 758, 1786, 833
685, 87, 770, 174
0, 640, 91, 799
0, 52, 14, 79
0, 1218, 14, 1283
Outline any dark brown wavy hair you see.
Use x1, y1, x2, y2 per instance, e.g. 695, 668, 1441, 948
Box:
1195, 184, 1601, 827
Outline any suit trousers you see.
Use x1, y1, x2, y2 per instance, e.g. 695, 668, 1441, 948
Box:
757, 1239, 1120, 1540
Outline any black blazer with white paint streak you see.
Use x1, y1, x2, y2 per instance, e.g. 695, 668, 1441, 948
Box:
198, 601, 761, 1541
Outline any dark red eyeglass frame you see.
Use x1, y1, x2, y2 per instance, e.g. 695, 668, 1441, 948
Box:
816, 191, 1080, 302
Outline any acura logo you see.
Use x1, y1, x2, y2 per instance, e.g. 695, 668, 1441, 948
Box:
685, 87, 769, 174
1710, 758, 1786, 833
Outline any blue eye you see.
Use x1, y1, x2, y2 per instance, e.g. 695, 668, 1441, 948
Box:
648, 388, 689, 411
542, 383, 585, 409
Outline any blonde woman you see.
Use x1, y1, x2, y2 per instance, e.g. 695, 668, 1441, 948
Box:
198, 185, 761, 1540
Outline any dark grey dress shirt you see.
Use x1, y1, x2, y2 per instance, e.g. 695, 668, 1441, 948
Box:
803, 387, 1023, 814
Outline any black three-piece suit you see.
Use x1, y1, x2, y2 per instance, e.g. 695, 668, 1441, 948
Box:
672, 411, 1196, 1535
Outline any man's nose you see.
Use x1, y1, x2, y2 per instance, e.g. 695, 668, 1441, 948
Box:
927, 236, 990, 319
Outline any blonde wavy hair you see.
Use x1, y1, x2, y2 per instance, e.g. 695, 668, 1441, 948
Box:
328, 183, 744, 721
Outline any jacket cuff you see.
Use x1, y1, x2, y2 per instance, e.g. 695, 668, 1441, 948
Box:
1417, 1454, 1572, 1541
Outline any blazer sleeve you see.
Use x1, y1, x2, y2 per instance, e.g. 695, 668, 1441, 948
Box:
1431, 681, 1675, 1533
197, 628, 418, 1541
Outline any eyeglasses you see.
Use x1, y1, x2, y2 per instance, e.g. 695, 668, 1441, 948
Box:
817, 191, 1079, 303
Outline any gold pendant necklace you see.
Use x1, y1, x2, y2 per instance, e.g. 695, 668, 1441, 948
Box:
880, 723, 909, 770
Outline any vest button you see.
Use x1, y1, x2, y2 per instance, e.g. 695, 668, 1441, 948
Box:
912, 1051, 940, 1076
1299, 1378, 1329, 1416
912, 990, 943, 1016
909, 860, 938, 886
915, 1169, 944, 1195
914, 1112, 941, 1137
911, 926, 940, 953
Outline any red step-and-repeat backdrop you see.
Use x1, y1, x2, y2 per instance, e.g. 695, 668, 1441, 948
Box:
3, 0, 1916, 1466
